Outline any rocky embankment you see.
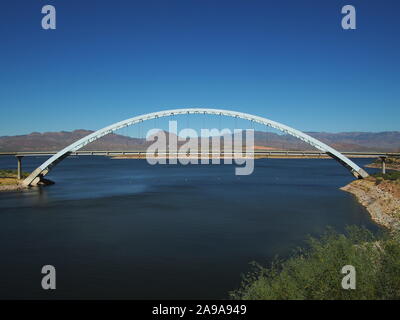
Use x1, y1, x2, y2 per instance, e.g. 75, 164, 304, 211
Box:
0, 178, 25, 192
341, 176, 400, 230
0, 169, 28, 192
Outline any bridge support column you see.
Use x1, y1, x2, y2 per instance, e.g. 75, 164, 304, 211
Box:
379, 156, 387, 174
16, 156, 24, 180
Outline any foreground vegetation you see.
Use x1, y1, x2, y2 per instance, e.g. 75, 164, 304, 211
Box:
231, 226, 400, 300
372, 170, 400, 183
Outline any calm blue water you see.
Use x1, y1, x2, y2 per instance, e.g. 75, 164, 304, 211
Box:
0, 156, 379, 299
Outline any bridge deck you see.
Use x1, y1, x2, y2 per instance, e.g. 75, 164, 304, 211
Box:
0, 151, 399, 157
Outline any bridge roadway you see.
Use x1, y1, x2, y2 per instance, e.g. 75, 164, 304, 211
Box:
1, 150, 399, 157
2, 150, 397, 180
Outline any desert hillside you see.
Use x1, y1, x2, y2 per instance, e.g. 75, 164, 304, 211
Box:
1, 130, 399, 152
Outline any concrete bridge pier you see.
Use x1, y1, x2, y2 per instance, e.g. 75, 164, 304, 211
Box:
16, 156, 23, 180
379, 156, 387, 174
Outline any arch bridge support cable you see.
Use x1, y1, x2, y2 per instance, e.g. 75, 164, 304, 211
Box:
23, 108, 369, 186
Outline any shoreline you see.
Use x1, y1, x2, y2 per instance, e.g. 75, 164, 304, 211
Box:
0, 179, 54, 192
341, 176, 400, 231
0, 169, 28, 192
0, 182, 26, 192
0, 169, 54, 192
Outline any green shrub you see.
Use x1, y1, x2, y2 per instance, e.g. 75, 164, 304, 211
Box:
373, 171, 400, 181
230, 226, 400, 300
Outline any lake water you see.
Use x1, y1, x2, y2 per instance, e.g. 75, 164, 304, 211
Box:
0, 156, 379, 299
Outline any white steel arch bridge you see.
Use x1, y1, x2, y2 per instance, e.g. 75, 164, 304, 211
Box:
23, 108, 369, 186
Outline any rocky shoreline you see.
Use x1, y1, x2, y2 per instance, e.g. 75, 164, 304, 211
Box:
0, 168, 55, 192
341, 177, 400, 231
0, 182, 26, 192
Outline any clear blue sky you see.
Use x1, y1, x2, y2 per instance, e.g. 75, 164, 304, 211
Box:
0, 0, 399, 136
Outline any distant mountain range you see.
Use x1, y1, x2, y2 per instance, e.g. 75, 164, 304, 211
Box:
0, 130, 399, 152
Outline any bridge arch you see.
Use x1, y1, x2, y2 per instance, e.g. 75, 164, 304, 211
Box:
23, 108, 369, 186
